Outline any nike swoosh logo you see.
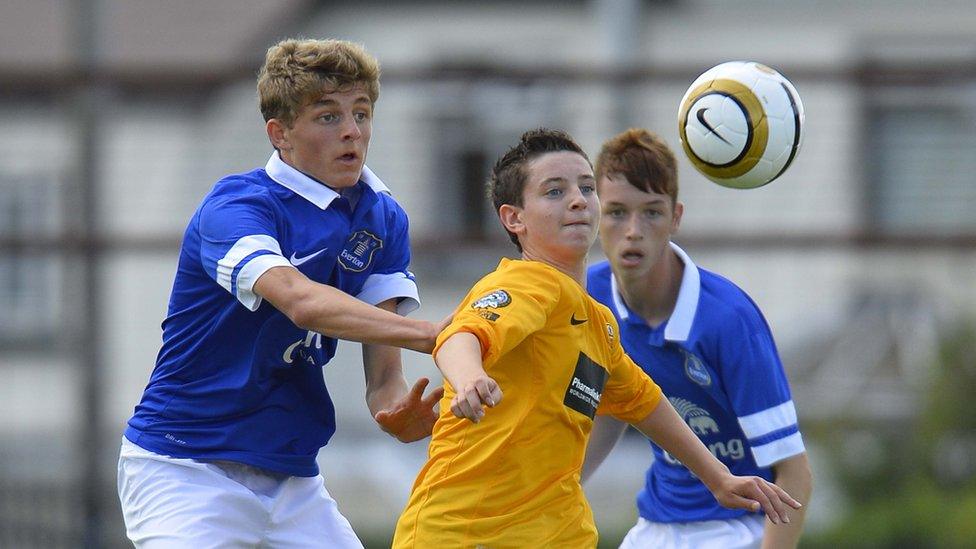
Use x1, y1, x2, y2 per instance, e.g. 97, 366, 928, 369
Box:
570, 313, 588, 326
696, 107, 732, 145
289, 248, 327, 266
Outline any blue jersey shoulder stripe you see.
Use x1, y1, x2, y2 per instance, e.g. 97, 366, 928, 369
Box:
751, 431, 805, 468
748, 424, 799, 447
215, 234, 282, 293
737, 400, 798, 440
231, 249, 277, 296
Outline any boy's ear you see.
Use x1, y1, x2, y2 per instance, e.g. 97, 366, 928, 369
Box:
671, 201, 684, 234
266, 119, 290, 151
498, 204, 525, 236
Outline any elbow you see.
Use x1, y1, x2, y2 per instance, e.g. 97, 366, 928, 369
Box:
799, 468, 814, 505
255, 268, 320, 331
775, 453, 813, 504
285, 301, 318, 331
797, 452, 814, 486
801, 458, 814, 495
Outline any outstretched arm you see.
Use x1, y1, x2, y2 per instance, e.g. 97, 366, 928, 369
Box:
363, 299, 445, 442
581, 415, 628, 484
632, 399, 802, 525
435, 332, 503, 423
254, 266, 441, 353
762, 453, 813, 549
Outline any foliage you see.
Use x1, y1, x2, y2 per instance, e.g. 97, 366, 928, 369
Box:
802, 320, 976, 549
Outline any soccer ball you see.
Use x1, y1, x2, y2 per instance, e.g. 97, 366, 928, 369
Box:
677, 61, 804, 189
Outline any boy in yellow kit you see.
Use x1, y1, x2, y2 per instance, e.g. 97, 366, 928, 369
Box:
393, 129, 800, 548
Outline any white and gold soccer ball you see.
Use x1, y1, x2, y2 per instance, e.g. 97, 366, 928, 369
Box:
677, 61, 804, 189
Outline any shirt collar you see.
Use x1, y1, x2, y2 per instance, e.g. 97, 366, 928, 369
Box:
264, 152, 390, 210
610, 241, 701, 342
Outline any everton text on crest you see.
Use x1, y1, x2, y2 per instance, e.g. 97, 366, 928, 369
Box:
339, 230, 383, 272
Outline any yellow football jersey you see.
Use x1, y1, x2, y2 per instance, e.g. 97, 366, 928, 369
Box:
393, 259, 663, 548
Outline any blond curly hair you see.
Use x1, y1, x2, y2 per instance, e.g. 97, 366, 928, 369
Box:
257, 38, 380, 127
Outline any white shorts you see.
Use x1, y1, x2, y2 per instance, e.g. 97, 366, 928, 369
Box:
619, 515, 765, 549
117, 436, 363, 549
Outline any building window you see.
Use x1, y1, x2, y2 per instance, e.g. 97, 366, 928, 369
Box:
867, 85, 976, 235
431, 79, 567, 242
0, 174, 61, 341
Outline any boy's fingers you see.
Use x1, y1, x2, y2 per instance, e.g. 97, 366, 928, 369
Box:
410, 377, 431, 397
422, 386, 445, 406
727, 479, 774, 523
476, 380, 497, 407
490, 385, 503, 406
749, 481, 779, 524
771, 483, 802, 509
472, 379, 503, 408
464, 389, 484, 418
451, 395, 473, 421
726, 493, 762, 513
758, 481, 789, 524
453, 400, 475, 422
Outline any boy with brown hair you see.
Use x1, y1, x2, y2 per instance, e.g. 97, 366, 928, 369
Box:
584, 128, 812, 548
393, 128, 800, 548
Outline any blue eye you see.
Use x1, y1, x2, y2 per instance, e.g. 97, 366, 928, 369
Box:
546, 188, 563, 197
606, 208, 624, 218
580, 184, 596, 194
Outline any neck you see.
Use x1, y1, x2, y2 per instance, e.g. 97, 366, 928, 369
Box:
521, 249, 586, 286
277, 150, 341, 191
617, 245, 683, 326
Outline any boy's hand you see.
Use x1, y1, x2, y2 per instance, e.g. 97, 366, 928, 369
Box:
418, 312, 455, 354
374, 377, 444, 442
435, 312, 454, 334
451, 376, 502, 423
711, 474, 802, 525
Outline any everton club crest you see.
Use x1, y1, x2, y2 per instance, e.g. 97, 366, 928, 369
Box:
339, 230, 383, 272
682, 349, 712, 387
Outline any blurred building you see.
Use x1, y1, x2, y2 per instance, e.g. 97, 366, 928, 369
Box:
2, 0, 976, 547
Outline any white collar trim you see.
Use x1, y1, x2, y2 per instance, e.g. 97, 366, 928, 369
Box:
610, 272, 630, 320
610, 241, 701, 342
264, 152, 390, 210
664, 242, 700, 342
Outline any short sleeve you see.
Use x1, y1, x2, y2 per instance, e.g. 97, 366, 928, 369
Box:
720, 300, 805, 467
198, 189, 292, 311
597, 314, 663, 423
354, 201, 419, 315
433, 263, 559, 369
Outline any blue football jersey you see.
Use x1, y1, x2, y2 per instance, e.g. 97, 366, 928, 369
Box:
587, 242, 804, 523
125, 153, 419, 477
